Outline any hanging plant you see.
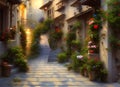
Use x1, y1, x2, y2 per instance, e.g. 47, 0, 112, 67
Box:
88, 11, 102, 42
107, 0, 120, 29
107, 0, 120, 50
48, 30, 63, 49
0, 30, 10, 43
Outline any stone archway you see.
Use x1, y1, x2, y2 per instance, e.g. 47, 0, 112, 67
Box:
40, 34, 50, 48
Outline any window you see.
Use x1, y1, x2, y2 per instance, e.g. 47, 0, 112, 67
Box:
47, 7, 54, 18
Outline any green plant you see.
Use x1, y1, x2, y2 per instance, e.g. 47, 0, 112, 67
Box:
109, 35, 120, 49
66, 32, 76, 56
13, 77, 21, 82
3, 47, 25, 64
40, 18, 53, 34
71, 40, 81, 52
71, 52, 84, 72
107, 0, 120, 29
106, 0, 120, 50
29, 24, 42, 58
29, 19, 53, 58
57, 52, 67, 63
87, 59, 103, 72
0, 30, 10, 42
48, 31, 63, 49
19, 25, 26, 53
30, 39, 40, 57
99, 69, 108, 82
72, 21, 81, 31
80, 66, 84, 75
15, 59, 29, 72
1, 46, 29, 72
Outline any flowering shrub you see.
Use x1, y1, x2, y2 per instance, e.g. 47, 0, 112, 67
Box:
48, 30, 63, 49
0, 30, 10, 42
87, 12, 102, 54
88, 14, 101, 43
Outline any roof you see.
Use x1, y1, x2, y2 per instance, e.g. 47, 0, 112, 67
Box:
40, 0, 52, 9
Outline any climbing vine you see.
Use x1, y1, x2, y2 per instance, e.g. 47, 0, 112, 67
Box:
19, 25, 27, 54
87, 11, 102, 54
107, 0, 120, 49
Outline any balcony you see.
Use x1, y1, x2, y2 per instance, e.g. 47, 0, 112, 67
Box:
71, 0, 100, 9
71, 0, 81, 7
56, 2, 65, 12
67, 6, 93, 22
81, 0, 100, 8
40, 0, 52, 10
54, 13, 65, 21
7, 0, 22, 4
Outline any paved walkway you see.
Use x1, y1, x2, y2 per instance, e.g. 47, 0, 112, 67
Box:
0, 35, 119, 87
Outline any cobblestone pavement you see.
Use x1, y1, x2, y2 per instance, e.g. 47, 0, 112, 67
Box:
0, 35, 119, 87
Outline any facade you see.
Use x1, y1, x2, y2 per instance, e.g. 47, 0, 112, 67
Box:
40, 0, 120, 82
25, 0, 43, 29
0, 0, 9, 55
0, 0, 22, 77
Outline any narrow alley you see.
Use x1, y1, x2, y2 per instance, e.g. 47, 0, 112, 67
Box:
0, 0, 120, 87
0, 35, 119, 87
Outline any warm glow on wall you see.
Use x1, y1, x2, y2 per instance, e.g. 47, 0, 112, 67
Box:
19, 3, 26, 20
31, 0, 43, 9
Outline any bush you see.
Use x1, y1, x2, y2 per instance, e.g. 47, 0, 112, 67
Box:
48, 31, 63, 49
19, 25, 26, 54
15, 58, 29, 72
57, 52, 67, 63
30, 39, 40, 57
2, 47, 25, 64
71, 53, 80, 72
2, 46, 29, 72
71, 40, 81, 51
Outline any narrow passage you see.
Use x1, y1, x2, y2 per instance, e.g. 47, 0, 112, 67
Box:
0, 35, 118, 87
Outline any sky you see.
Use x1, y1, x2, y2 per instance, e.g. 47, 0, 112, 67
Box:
28, 0, 44, 22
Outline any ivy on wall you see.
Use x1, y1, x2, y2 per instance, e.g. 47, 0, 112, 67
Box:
107, 0, 120, 49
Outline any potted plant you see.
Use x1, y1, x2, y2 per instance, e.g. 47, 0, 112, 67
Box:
87, 59, 104, 81
57, 52, 67, 63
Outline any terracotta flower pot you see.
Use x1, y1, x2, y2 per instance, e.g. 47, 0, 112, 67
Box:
89, 50, 94, 53
88, 71, 96, 81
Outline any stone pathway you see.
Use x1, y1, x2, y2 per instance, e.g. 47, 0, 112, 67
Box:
0, 35, 119, 87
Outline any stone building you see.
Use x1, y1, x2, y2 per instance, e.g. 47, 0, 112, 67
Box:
0, 0, 22, 77
40, 0, 120, 82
